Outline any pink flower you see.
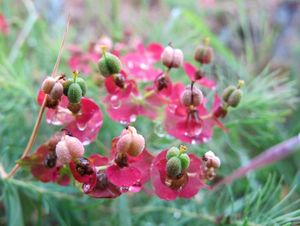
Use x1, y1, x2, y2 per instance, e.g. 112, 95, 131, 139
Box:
164, 83, 215, 144
183, 62, 215, 89
0, 13, 9, 35
68, 44, 100, 75
106, 137, 154, 192
103, 72, 166, 124
37, 91, 103, 145
151, 150, 206, 200
23, 145, 70, 186
121, 42, 164, 81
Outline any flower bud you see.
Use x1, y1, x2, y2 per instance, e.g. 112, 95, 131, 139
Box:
98, 53, 122, 77
222, 85, 236, 103
120, 126, 137, 136
67, 83, 82, 104
77, 77, 87, 96
166, 147, 179, 160
180, 86, 203, 107
203, 151, 221, 168
116, 132, 145, 157
41, 77, 56, 94
161, 46, 184, 68
166, 156, 182, 179
179, 153, 190, 170
49, 82, 63, 100
194, 45, 213, 64
227, 89, 242, 107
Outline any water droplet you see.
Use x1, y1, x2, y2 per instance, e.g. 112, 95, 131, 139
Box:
130, 115, 137, 122
154, 123, 166, 137
76, 121, 87, 131
191, 139, 196, 145
110, 95, 121, 109
129, 182, 142, 193
168, 104, 177, 114
120, 186, 129, 193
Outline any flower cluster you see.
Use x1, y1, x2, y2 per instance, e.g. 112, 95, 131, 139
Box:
19, 35, 244, 201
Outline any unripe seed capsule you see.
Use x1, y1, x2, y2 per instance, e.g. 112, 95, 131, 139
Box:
49, 82, 63, 100
63, 78, 73, 96
166, 156, 182, 179
42, 77, 56, 94
180, 86, 203, 107
68, 83, 82, 104
166, 147, 180, 160
194, 45, 214, 64
179, 153, 190, 170
227, 89, 242, 107
98, 53, 122, 77
77, 77, 87, 96
222, 85, 236, 103
161, 46, 184, 68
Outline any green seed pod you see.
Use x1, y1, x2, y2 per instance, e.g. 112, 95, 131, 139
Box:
98, 53, 122, 77
67, 83, 82, 104
77, 77, 87, 96
166, 156, 182, 179
63, 78, 73, 96
166, 147, 180, 160
222, 85, 236, 103
227, 89, 242, 107
179, 153, 190, 170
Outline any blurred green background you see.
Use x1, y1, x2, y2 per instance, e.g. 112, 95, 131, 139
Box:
1, 0, 300, 225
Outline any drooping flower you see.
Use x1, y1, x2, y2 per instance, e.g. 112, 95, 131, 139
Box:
151, 149, 206, 200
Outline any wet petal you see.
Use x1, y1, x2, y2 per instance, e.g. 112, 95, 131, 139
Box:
106, 165, 142, 187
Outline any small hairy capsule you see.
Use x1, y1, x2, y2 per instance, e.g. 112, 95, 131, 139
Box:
68, 102, 81, 114
180, 86, 203, 107
227, 89, 242, 107
166, 147, 180, 160
116, 131, 145, 157
77, 77, 87, 96
67, 83, 82, 104
194, 45, 214, 64
49, 82, 63, 100
179, 153, 190, 170
222, 85, 236, 103
41, 77, 56, 94
98, 53, 122, 77
166, 156, 182, 179
55, 135, 85, 165
161, 46, 184, 68
203, 150, 221, 169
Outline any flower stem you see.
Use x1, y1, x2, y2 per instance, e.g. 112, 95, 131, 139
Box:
213, 134, 300, 189
5, 97, 47, 179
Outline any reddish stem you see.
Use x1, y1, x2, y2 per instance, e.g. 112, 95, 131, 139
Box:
213, 134, 300, 189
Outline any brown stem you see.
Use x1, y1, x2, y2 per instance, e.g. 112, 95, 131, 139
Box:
4, 17, 70, 179
5, 97, 47, 179
213, 134, 300, 189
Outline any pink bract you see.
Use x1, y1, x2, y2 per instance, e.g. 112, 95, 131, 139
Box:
121, 42, 164, 81
37, 91, 103, 145
183, 62, 215, 89
26, 145, 70, 186
151, 150, 205, 200
0, 13, 8, 35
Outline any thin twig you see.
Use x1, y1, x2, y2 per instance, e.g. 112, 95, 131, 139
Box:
213, 134, 300, 189
4, 17, 71, 179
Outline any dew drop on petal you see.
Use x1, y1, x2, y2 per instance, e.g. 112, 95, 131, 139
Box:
129, 181, 142, 193
110, 95, 121, 109
130, 115, 137, 122
76, 121, 87, 131
154, 123, 166, 138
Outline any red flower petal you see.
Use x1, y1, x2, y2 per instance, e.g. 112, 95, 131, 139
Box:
106, 165, 142, 187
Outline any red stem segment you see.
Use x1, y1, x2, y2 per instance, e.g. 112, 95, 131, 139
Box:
213, 134, 300, 189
